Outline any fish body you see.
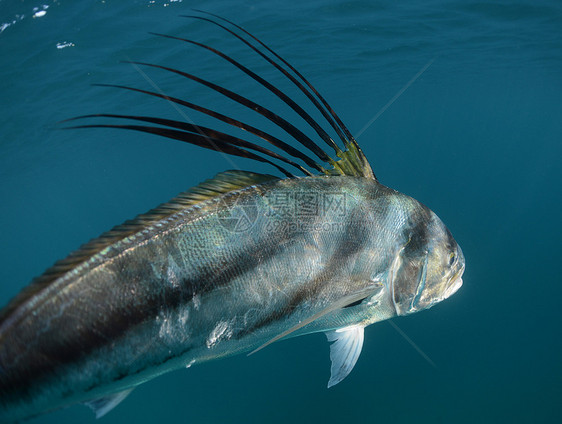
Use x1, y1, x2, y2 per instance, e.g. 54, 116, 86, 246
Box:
0, 12, 465, 422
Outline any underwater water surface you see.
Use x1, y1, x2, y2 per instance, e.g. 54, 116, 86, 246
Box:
0, 0, 561, 423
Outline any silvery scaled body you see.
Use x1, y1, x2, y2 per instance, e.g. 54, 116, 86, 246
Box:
0, 12, 464, 422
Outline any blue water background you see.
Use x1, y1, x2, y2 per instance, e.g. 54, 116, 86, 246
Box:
1, 0, 561, 423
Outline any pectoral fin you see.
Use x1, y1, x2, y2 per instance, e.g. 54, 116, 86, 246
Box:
84, 388, 134, 418
248, 288, 375, 356
325, 326, 364, 388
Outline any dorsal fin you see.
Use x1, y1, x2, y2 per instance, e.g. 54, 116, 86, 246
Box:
66, 13, 376, 180
0, 170, 278, 326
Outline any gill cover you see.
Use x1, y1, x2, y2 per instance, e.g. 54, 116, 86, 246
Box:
391, 236, 430, 316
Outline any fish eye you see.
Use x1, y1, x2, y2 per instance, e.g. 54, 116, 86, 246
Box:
448, 252, 456, 266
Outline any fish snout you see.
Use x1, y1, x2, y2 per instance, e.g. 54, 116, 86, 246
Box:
443, 247, 465, 300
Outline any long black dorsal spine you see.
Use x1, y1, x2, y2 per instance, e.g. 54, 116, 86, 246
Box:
68, 12, 374, 179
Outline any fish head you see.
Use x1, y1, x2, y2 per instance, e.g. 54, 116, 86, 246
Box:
391, 204, 465, 316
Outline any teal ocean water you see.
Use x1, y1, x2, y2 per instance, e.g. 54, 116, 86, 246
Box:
1, 1, 561, 423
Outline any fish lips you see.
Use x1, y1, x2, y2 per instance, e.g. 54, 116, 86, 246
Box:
443, 249, 465, 300
443, 273, 463, 300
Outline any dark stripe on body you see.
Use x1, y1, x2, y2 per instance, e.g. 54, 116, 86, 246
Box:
0, 210, 312, 402
238, 206, 373, 337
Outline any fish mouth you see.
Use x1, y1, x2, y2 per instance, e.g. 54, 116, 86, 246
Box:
442, 262, 465, 300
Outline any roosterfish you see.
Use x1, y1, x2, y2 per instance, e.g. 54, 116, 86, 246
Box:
0, 11, 465, 422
